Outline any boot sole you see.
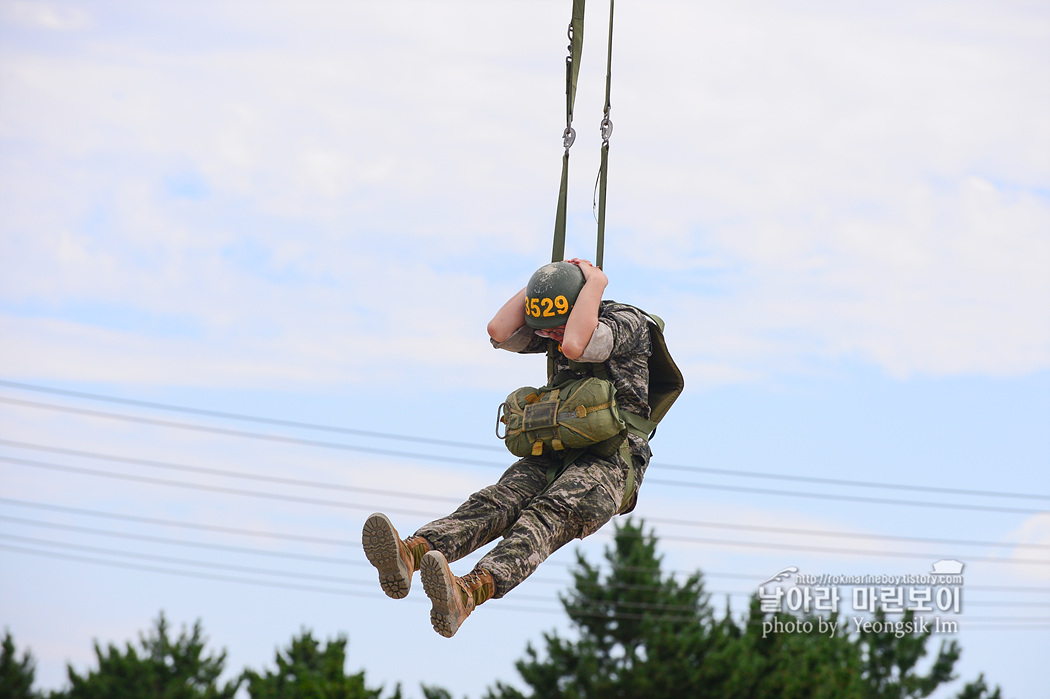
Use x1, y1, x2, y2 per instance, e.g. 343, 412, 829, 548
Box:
420, 551, 467, 638
362, 513, 411, 599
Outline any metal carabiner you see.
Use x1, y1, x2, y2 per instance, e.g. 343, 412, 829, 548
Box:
562, 126, 576, 150
495, 402, 509, 440
600, 115, 614, 143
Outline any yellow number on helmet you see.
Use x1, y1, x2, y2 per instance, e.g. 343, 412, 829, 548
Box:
554, 295, 569, 314
541, 297, 555, 316
529, 298, 541, 317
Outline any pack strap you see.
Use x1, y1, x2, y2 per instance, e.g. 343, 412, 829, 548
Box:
616, 439, 636, 514
552, 0, 587, 264
594, 0, 614, 269
541, 437, 638, 515
622, 410, 658, 441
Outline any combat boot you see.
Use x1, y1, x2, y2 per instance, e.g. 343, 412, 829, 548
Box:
419, 550, 495, 638
362, 513, 431, 599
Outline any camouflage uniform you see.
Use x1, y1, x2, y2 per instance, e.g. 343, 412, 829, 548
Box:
415, 301, 652, 598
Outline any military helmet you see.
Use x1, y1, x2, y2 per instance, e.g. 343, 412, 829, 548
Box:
524, 261, 585, 329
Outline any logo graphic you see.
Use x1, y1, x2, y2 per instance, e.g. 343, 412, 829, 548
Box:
761, 566, 798, 586
930, 560, 965, 576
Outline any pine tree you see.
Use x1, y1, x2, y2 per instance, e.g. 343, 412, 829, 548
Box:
858, 608, 960, 699
55, 612, 239, 699
487, 517, 1002, 699
241, 629, 402, 699
1, 630, 38, 699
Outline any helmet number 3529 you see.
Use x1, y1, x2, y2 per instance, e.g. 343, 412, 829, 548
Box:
526, 295, 570, 318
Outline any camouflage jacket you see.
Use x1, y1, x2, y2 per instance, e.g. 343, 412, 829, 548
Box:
491, 300, 652, 421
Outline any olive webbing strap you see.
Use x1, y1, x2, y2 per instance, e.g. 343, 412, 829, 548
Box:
594, 0, 614, 270
552, 0, 587, 264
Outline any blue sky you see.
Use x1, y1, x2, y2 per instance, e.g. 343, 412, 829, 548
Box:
1, 1, 1048, 698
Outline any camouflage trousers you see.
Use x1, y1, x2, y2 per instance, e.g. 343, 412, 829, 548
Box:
414, 438, 649, 598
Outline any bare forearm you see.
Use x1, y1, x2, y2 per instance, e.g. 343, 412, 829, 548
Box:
487, 287, 528, 342
561, 277, 606, 359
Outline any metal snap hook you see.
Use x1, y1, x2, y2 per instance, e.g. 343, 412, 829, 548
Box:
562, 126, 576, 149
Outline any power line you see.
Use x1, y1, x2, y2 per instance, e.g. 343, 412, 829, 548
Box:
0, 509, 742, 598
643, 517, 1050, 551
3, 458, 1046, 567
19, 496, 1009, 593
3, 384, 1046, 502
620, 530, 1048, 566
638, 479, 1048, 516
0, 542, 395, 602
0, 515, 368, 566
4, 525, 1044, 614
0, 397, 504, 469
652, 461, 1050, 502
0, 496, 360, 547
4, 542, 1047, 630
0, 530, 743, 606
1, 533, 371, 585
4, 508, 1045, 608
0, 379, 504, 452
5, 442, 1047, 551
0, 498, 774, 584
965, 585, 1050, 593
1, 455, 442, 519
2, 427, 1046, 517
0, 438, 464, 506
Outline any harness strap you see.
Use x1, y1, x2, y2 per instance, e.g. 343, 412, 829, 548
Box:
552, 0, 587, 264
542, 433, 639, 515
616, 439, 635, 514
622, 409, 658, 441
594, 0, 614, 269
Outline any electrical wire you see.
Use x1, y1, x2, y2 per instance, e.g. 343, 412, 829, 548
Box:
1, 455, 442, 519
3, 385, 1046, 502
638, 479, 1048, 515
32, 495, 1040, 593
4, 442, 1047, 551
0, 397, 503, 468
0, 438, 464, 505
2, 387, 1046, 604
2, 432, 1046, 517
4, 541, 1047, 630
3, 510, 1045, 609
3, 459, 1046, 567
0, 496, 360, 547
0, 515, 367, 566
3, 526, 1042, 616
0, 542, 396, 602
3, 455, 1049, 567
641, 530, 1047, 566
1, 532, 371, 585
0, 379, 504, 452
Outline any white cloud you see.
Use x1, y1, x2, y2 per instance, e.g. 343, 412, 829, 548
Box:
1, 1, 1047, 390
1, 1, 89, 32
1003, 514, 1050, 581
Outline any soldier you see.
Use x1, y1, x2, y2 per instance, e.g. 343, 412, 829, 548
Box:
362, 258, 653, 637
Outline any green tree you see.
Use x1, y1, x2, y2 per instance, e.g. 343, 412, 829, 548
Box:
241, 629, 405, 699
956, 674, 1003, 699
54, 612, 239, 699
709, 601, 867, 699
487, 518, 1001, 699
1, 630, 38, 699
858, 607, 959, 699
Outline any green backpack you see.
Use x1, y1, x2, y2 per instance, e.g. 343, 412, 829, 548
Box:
497, 303, 685, 512
499, 376, 627, 459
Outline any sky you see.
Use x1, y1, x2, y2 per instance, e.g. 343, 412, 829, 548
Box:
1, 0, 1048, 697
